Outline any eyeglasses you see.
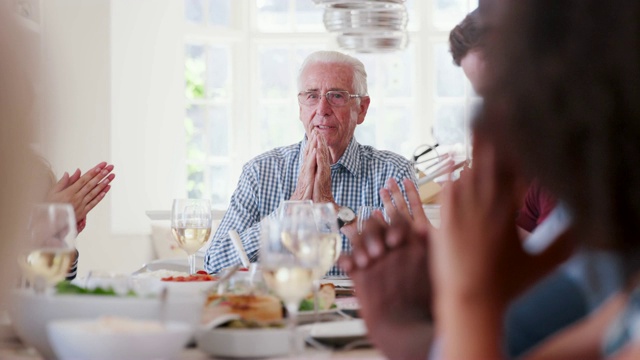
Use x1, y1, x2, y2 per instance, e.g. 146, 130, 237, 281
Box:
297, 90, 365, 107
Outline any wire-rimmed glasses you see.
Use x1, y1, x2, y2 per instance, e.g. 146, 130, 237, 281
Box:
297, 90, 365, 107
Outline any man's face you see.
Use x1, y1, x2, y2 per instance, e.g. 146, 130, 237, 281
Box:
461, 49, 487, 94
298, 62, 370, 157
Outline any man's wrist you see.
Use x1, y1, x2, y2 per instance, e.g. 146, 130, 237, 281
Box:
337, 206, 356, 228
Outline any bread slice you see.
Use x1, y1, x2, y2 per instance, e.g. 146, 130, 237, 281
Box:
205, 294, 283, 324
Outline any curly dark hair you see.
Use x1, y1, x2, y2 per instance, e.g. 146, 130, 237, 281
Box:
449, 9, 485, 66
484, 0, 640, 278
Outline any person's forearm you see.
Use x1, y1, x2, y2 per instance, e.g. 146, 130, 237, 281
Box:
370, 321, 434, 360
437, 291, 506, 359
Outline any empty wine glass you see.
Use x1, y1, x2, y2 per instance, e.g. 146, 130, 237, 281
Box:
260, 215, 318, 354
171, 199, 212, 274
357, 206, 389, 234
278, 199, 313, 219
20, 203, 77, 293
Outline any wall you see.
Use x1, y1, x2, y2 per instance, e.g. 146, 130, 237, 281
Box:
40, 0, 185, 275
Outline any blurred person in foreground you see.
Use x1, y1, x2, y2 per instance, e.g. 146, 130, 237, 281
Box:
451, 9, 621, 357
432, 0, 640, 357
0, 2, 43, 310
205, 50, 416, 276
0, 3, 114, 285
340, 2, 637, 358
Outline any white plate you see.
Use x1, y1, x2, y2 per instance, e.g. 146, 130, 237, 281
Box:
196, 327, 291, 358
300, 319, 367, 346
321, 278, 353, 288
297, 308, 341, 324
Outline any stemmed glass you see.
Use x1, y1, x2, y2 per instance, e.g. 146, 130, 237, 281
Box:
309, 203, 341, 319
19, 203, 77, 293
311, 204, 341, 279
171, 199, 212, 275
278, 199, 312, 219
260, 214, 318, 354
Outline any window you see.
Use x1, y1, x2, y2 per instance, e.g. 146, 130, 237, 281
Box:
184, 0, 478, 208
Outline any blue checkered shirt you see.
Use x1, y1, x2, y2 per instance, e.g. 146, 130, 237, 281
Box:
204, 136, 416, 276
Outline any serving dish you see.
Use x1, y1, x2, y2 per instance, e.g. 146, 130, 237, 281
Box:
196, 326, 292, 358
300, 319, 367, 346
48, 318, 191, 360
9, 289, 204, 359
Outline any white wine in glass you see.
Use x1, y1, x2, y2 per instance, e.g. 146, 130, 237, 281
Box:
260, 216, 317, 354
171, 199, 212, 274
20, 203, 77, 292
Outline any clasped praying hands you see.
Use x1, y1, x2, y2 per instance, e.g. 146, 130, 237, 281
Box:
291, 130, 335, 206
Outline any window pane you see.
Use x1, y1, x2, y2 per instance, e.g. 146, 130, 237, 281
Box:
185, 44, 206, 100
259, 104, 303, 150
186, 105, 206, 161
208, 0, 230, 27
376, 106, 413, 156
435, 43, 464, 97
433, 0, 479, 30
294, 0, 324, 32
433, 0, 467, 30
359, 46, 415, 98
433, 103, 466, 146
206, 46, 230, 99
208, 106, 229, 157
210, 164, 230, 206
406, 0, 419, 31
357, 105, 413, 158
259, 47, 291, 98
187, 164, 205, 199
359, 56, 379, 92
256, 0, 289, 32
185, 0, 204, 24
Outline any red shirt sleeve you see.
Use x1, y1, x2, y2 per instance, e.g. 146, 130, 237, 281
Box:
516, 180, 557, 232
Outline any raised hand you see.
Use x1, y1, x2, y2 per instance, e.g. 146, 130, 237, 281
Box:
381, 178, 433, 235
430, 136, 550, 359
312, 133, 335, 204
291, 131, 318, 201
340, 215, 434, 360
46, 161, 115, 233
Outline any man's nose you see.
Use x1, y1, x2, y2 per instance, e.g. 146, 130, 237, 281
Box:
316, 94, 333, 116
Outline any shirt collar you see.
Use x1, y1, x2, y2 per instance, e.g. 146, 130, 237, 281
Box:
298, 136, 361, 177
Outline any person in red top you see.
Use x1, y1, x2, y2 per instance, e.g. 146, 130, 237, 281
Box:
516, 180, 557, 235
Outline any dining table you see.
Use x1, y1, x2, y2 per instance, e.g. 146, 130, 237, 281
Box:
0, 335, 384, 359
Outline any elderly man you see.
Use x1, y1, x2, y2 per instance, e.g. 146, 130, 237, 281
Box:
204, 50, 416, 276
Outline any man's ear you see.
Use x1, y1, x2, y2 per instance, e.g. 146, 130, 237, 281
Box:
356, 96, 370, 125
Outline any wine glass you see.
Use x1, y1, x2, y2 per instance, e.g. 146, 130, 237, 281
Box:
171, 199, 212, 275
260, 215, 318, 354
357, 206, 389, 234
310, 203, 341, 279
278, 199, 312, 219
20, 203, 77, 293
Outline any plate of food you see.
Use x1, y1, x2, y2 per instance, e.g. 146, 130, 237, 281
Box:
131, 270, 218, 296
197, 293, 291, 358
299, 319, 368, 346
297, 283, 343, 323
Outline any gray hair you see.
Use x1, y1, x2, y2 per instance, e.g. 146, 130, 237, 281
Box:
297, 51, 368, 96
